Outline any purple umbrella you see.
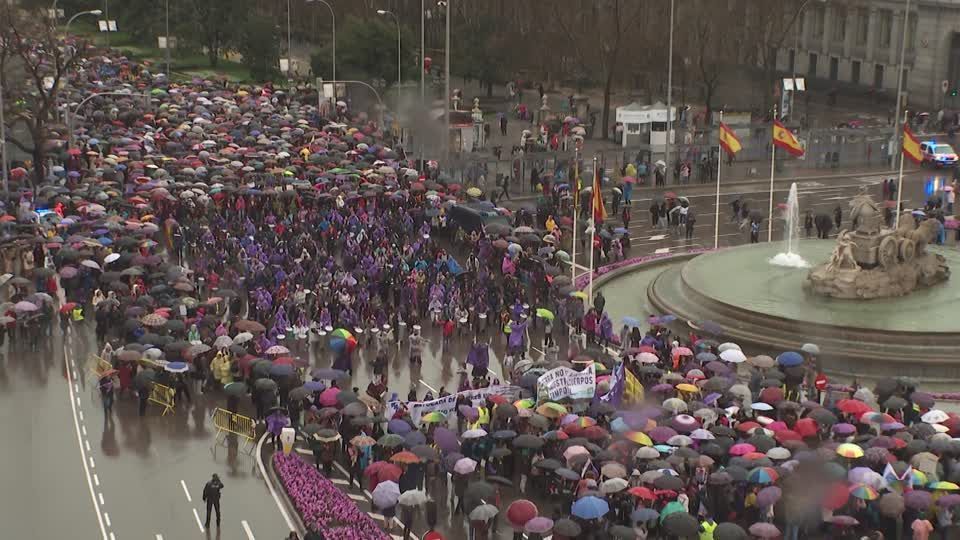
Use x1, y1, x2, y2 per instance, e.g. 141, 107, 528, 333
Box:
832, 423, 856, 435
904, 490, 933, 510
388, 419, 412, 435
648, 426, 679, 443
939, 494, 960, 507
433, 427, 460, 453
748, 522, 780, 538
757, 486, 782, 507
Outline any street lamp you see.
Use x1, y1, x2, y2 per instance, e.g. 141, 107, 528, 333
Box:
66, 9, 101, 31
285, 0, 292, 74
307, 0, 336, 99
439, 0, 450, 162
377, 10, 401, 89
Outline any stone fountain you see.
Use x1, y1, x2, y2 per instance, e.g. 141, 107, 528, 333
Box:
805, 193, 950, 299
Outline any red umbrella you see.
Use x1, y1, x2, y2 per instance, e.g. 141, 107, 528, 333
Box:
837, 399, 873, 415
506, 499, 538, 528
794, 418, 818, 438
823, 482, 851, 510
628, 486, 656, 501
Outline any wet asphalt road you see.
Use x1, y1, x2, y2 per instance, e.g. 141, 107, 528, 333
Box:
4, 168, 954, 539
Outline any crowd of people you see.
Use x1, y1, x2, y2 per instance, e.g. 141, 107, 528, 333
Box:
6, 41, 960, 540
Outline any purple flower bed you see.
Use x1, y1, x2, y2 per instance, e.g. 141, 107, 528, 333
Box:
273, 453, 390, 540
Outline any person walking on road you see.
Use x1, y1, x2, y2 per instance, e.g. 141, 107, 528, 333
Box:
202, 474, 223, 529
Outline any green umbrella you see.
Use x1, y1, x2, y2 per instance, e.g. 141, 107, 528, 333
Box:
535, 308, 555, 321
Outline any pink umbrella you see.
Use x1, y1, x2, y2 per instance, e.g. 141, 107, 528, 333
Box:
318, 387, 341, 407
729, 443, 756, 456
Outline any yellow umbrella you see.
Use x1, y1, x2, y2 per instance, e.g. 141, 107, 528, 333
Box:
836, 443, 864, 459
569, 291, 588, 300
676, 383, 699, 393
536, 402, 568, 418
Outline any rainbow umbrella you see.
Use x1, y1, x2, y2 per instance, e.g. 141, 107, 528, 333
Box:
623, 431, 653, 446
849, 484, 880, 500
911, 470, 929, 487
421, 411, 447, 424
929, 481, 960, 491
331, 328, 353, 340
536, 402, 568, 418
836, 443, 865, 459
514, 398, 536, 409
747, 467, 779, 485
329, 335, 358, 354
574, 416, 598, 428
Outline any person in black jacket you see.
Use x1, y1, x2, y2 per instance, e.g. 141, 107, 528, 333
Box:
202, 473, 224, 528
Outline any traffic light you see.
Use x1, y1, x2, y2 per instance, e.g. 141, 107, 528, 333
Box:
952, 88, 958, 97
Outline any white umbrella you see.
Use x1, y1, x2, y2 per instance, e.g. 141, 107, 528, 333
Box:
104, 253, 121, 264
600, 478, 629, 494
213, 335, 233, 349
232, 332, 254, 344
397, 490, 429, 506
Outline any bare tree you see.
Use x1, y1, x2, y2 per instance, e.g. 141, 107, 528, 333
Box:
1, 4, 89, 185
743, 0, 808, 112
551, 0, 647, 141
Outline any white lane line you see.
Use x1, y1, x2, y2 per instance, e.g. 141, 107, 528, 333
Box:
63, 342, 109, 540
241, 520, 256, 540
348, 493, 365, 502
76, 397, 81, 406
81, 425, 87, 436
180, 480, 192, 502
98, 492, 105, 506
85, 440, 91, 452
93, 474, 100, 487
79, 410, 84, 422
109, 533, 115, 540
331, 477, 349, 485
253, 433, 296, 531
156, 535, 164, 540
654, 248, 671, 254
104, 513, 111, 527
89, 457, 96, 468
192, 508, 205, 532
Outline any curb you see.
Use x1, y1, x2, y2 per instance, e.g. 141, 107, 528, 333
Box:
255, 433, 304, 535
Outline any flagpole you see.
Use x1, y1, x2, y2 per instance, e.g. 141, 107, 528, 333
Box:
588, 156, 598, 302
768, 106, 777, 242
895, 109, 908, 229
714, 111, 723, 250
571, 148, 579, 281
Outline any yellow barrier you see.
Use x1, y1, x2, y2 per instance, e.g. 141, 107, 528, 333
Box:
87, 355, 111, 381
148, 383, 176, 416
211, 408, 256, 455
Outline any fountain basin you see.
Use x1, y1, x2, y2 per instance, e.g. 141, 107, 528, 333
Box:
602, 240, 960, 387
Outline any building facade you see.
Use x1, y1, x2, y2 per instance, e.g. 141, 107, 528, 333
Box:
777, 0, 960, 111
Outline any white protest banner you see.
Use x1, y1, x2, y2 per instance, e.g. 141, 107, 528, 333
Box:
537, 363, 596, 402
385, 385, 521, 424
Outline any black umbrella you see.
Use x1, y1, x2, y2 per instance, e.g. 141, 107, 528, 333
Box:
134, 368, 156, 389
223, 381, 249, 398
288, 386, 312, 402
514, 434, 545, 449
533, 458, 562, 470
553, 519, 580, 537
714, 522, 748, 540
662, 512, 698, 537
254, 378, 278, 392
492, 430, 517, 441
490, 448, 512, 459
555, 468, 580, 481
654, 475, 683, 490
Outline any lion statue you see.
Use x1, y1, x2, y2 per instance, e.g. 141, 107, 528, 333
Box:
908, 219, 939, 255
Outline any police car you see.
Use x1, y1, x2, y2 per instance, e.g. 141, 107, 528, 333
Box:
920, 141, 959, 167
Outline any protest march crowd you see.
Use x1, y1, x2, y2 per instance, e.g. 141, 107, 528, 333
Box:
6, 37, 960, 540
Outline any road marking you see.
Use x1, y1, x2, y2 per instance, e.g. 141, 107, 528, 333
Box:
78, 410, 84, 422
63, 341, 109, 540
89, 457, 96, 468
418, 379, 438, 394
649, 234, 667, 240
156, 535, 164, 540
242, 520, 256, 540
98, 492, 105, 506
654, 248, 671, 254
104, 513, 111, 527
76, 397, 81, 406
348, 493, 365, 502
253, 433, 296, 531
81, 425, 87, 436
331, 477, 349, 485
93, 474, 99, 486
192, 508, 205, 532
180, 480, 192, 502
85, 440, 91, 452
109, 534, 115, 540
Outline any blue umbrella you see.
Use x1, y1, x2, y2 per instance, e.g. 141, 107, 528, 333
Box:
777, 351, 804, 367
571, 496, 609, 519
614, 227, 628, 235
97, 236, 113, 246
622, 316, 641, 328
304, 380, 325, 392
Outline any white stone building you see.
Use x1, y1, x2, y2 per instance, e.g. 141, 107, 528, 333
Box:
777, 0, 960, 110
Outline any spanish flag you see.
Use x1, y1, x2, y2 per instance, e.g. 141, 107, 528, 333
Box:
718, 123, 743, 156
592, 166, 607, 224
624, 367, 644, 405
902, 125, 923, 164
772, 120, 804, 157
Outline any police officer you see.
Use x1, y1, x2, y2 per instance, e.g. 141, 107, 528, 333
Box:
202, 473, 224, 529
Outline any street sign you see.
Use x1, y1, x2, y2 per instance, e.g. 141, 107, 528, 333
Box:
815, 373, 828, 391
279, 58, 290, 73
157, 36, 177, 49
